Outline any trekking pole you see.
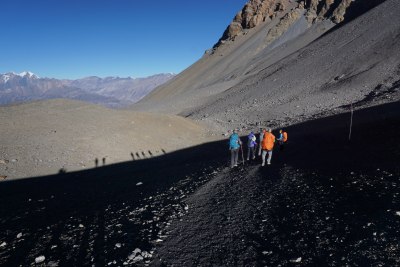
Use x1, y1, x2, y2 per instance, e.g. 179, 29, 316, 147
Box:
349, 104, 354, 141
240, 144, 245, 165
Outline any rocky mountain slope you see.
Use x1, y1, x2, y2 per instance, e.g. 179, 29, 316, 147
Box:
0, 72, 174, 108
216, 0, 385, 46
136, 0, 397, 133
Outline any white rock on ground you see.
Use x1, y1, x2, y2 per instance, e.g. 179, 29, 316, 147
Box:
17, 233, 22, 238
35, 256, 45, 264
290, 257, 302, 263
128, 248, 142, 260
132, 255, 143, 263
142, 251, 152, 258
0, 242, 6, 248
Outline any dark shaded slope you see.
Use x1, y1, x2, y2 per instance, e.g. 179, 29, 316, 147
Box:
0, 141, 228, 266
0, 101, 398, 266
343, 0, 386, 23
153, 101, 400, 266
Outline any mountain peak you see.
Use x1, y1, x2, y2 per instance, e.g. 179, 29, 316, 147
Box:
16, 71, 39, 78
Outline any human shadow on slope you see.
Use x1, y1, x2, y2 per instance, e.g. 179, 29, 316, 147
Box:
0, 138, 228, 266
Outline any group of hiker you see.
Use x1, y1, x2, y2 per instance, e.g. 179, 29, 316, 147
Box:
229, 128, 288, 168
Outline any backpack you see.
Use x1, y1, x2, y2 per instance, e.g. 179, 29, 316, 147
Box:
229, 134, 240, 149
283, 131, 288, 142
248, 134, 256, 147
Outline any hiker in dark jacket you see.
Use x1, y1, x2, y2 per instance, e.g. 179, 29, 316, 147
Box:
247, 131, 257, 160
277, 129, 288, 151
229, 129, 242, 168
258, 128, 266, 156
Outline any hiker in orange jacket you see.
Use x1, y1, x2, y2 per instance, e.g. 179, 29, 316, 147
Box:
277, 129, 288, 151
261, 128, 275, 166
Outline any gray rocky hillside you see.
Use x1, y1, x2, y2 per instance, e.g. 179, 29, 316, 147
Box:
135, 0, 398, 132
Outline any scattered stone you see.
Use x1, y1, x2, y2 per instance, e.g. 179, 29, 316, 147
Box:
79, 224, 84, 228
47, 261, 59, 267
17, 233, 23, 239
11, 159, 18, 163
290, 257, 302, 263
155, 239, 163, 243
0, 159, 7, 164
136, 182, 143, 186
142, 251, 152, 258
115, 243, 122, 248
0, 175, 7, 180
128, 248, 142, 260
132, 255, 144, 263
395, 211, 400, 217
35, 255, 46, 264
0, 242, 6, 248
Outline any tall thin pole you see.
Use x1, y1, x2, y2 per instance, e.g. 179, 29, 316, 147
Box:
349, 104, 354, 141
240, 144, 245, 165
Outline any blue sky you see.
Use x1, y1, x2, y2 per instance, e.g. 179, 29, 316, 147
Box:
0, 0, 247, 79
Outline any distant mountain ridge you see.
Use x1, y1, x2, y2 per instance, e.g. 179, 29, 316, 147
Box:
0, 72, 174, 108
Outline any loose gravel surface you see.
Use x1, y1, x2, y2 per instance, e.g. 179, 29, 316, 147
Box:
0, 101, 399, 266
153, 101, 400, 266
0, 141, 227, 266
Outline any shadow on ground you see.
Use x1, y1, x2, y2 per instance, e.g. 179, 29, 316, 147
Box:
152, 101, 400, 266
0, 138, 228, 266
0, 101, 399, 266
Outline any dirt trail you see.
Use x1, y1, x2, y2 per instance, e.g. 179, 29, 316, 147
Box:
152, 101, 400, 266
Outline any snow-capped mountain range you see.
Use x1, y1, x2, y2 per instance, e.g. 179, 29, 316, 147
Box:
0, 71, 174, 108
1, 71, 39, 83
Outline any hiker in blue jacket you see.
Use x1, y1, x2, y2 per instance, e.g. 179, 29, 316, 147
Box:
229, 129, 242, 168
247, 131, 257, 160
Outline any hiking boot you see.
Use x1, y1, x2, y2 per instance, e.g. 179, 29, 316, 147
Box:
261, 163, 265, 167
267, 162, 271, 165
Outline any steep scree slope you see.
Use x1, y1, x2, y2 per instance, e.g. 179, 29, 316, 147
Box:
135, 0, 396, 133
